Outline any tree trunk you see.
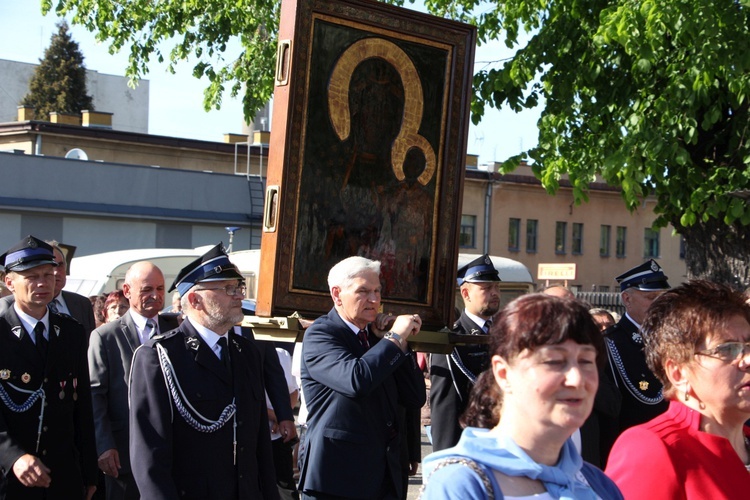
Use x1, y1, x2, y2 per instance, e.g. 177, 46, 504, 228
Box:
675, 217, 750, 291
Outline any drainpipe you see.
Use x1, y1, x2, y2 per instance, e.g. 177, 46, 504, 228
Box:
483, 171, 493, 254
34, 133, 42, 156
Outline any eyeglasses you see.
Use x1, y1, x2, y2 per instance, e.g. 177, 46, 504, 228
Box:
695, 341, 750, 363
193, 284, 246, 296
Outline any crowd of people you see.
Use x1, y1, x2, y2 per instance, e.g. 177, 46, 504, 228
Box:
421, 257, 750, 499
1, 234, 748, 499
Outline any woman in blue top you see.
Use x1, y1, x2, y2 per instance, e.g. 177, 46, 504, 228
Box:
421, 294, 622, 499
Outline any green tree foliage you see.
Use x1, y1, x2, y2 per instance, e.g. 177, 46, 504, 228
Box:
22, 20, 94, 117
42, 0, 286, 122
43, 0, 750, 285
460, 0, 750, 286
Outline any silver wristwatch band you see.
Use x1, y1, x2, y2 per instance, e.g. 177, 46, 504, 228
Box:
384, 331, 405, 347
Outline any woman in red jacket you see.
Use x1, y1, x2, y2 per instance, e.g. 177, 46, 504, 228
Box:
606, 280, 750, 498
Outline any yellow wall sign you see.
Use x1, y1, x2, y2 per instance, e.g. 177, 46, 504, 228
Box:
537, 263, 577, 281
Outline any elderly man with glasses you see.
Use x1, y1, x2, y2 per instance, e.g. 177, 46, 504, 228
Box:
128, 244, 278, 500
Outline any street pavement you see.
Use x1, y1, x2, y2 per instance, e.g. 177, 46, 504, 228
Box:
406, 426, 433, 500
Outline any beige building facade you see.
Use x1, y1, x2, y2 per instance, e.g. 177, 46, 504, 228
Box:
459, 161, 687, 292
0, 112, 686, 292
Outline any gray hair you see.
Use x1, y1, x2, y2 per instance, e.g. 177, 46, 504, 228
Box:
327, 256, 381, 291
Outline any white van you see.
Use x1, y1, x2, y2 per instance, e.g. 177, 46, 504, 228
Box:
65, 247, 533, 312
455, 253, 535, 311
65, 247, 210, 296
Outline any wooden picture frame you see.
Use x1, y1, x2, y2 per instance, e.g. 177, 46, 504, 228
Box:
257, 0, 476, 329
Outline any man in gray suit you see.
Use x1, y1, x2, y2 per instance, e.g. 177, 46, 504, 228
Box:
88, 261, 176, 500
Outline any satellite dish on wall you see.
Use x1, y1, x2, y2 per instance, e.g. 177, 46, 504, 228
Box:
65, 148, 89, 160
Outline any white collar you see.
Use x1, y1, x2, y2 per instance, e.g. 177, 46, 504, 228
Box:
13, 304, 50, 339
341, 317, 364, 336
129, 309, 157, 331
624, 312, 642, 330
464, 310, 491, 331
52, 292, 69, 314
188, 317, 225, 351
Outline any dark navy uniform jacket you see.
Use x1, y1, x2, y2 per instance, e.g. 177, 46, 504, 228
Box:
429, 311, 489, 451
602, 314, 668, 457
128, 318, 278, 500
299, 308, 426, 499
0, 308, 97, 500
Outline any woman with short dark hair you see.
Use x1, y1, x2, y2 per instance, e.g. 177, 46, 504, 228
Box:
103, 290, 128, 323
421, 294, 622, 499
606, 280, 750, 497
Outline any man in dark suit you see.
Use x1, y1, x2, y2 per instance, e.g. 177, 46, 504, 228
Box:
429, 254, 501, 451
0, 235, 98, 499
299, 256, 426, 500
129, 244, 278, 499
600, 259, 670, 460
235, 301, 297, 444
88, 261, 178, 500
48, 241, 96, 337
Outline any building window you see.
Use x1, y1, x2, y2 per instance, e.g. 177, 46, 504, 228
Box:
572, 223, 584, 255
600, 225, 611, 257
526, 219, 538, 253
508, 218, 521, 252
555, 221, 567, 254
459, 215, 476, 248
599, 285, 610, 293
644, 228, 660, 258
616, 226, 627, 258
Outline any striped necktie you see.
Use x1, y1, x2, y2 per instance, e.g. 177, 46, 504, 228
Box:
142, 320, 156, 344
357, 329, 370, 350
48, 299, 60, 314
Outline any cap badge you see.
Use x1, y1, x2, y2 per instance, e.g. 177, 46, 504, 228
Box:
28, 238, 37, 249
650, 261, 659, 272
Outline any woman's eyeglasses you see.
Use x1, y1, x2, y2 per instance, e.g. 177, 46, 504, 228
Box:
695, 341, 750, 363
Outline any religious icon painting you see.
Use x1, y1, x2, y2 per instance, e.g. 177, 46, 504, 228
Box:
258, 0, 476, 329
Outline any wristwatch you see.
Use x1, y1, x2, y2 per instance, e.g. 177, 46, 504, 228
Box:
383, 331, 405, 348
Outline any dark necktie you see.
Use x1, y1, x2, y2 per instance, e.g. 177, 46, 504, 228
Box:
143, 320, 156, 343
357, 329, 370, 350
34, 321, 48, 360
48, 299, 60, 314
484, 319, 493, 334
218, 336, 231, 371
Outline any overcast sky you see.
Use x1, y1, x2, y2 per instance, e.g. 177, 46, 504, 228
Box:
0, 1, 540, 165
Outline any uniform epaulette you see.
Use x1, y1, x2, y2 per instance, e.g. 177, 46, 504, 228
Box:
155, 329, 180, 341
144, 330, 178, 347
603, 322, 620, 338
51, 311, 82, 326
